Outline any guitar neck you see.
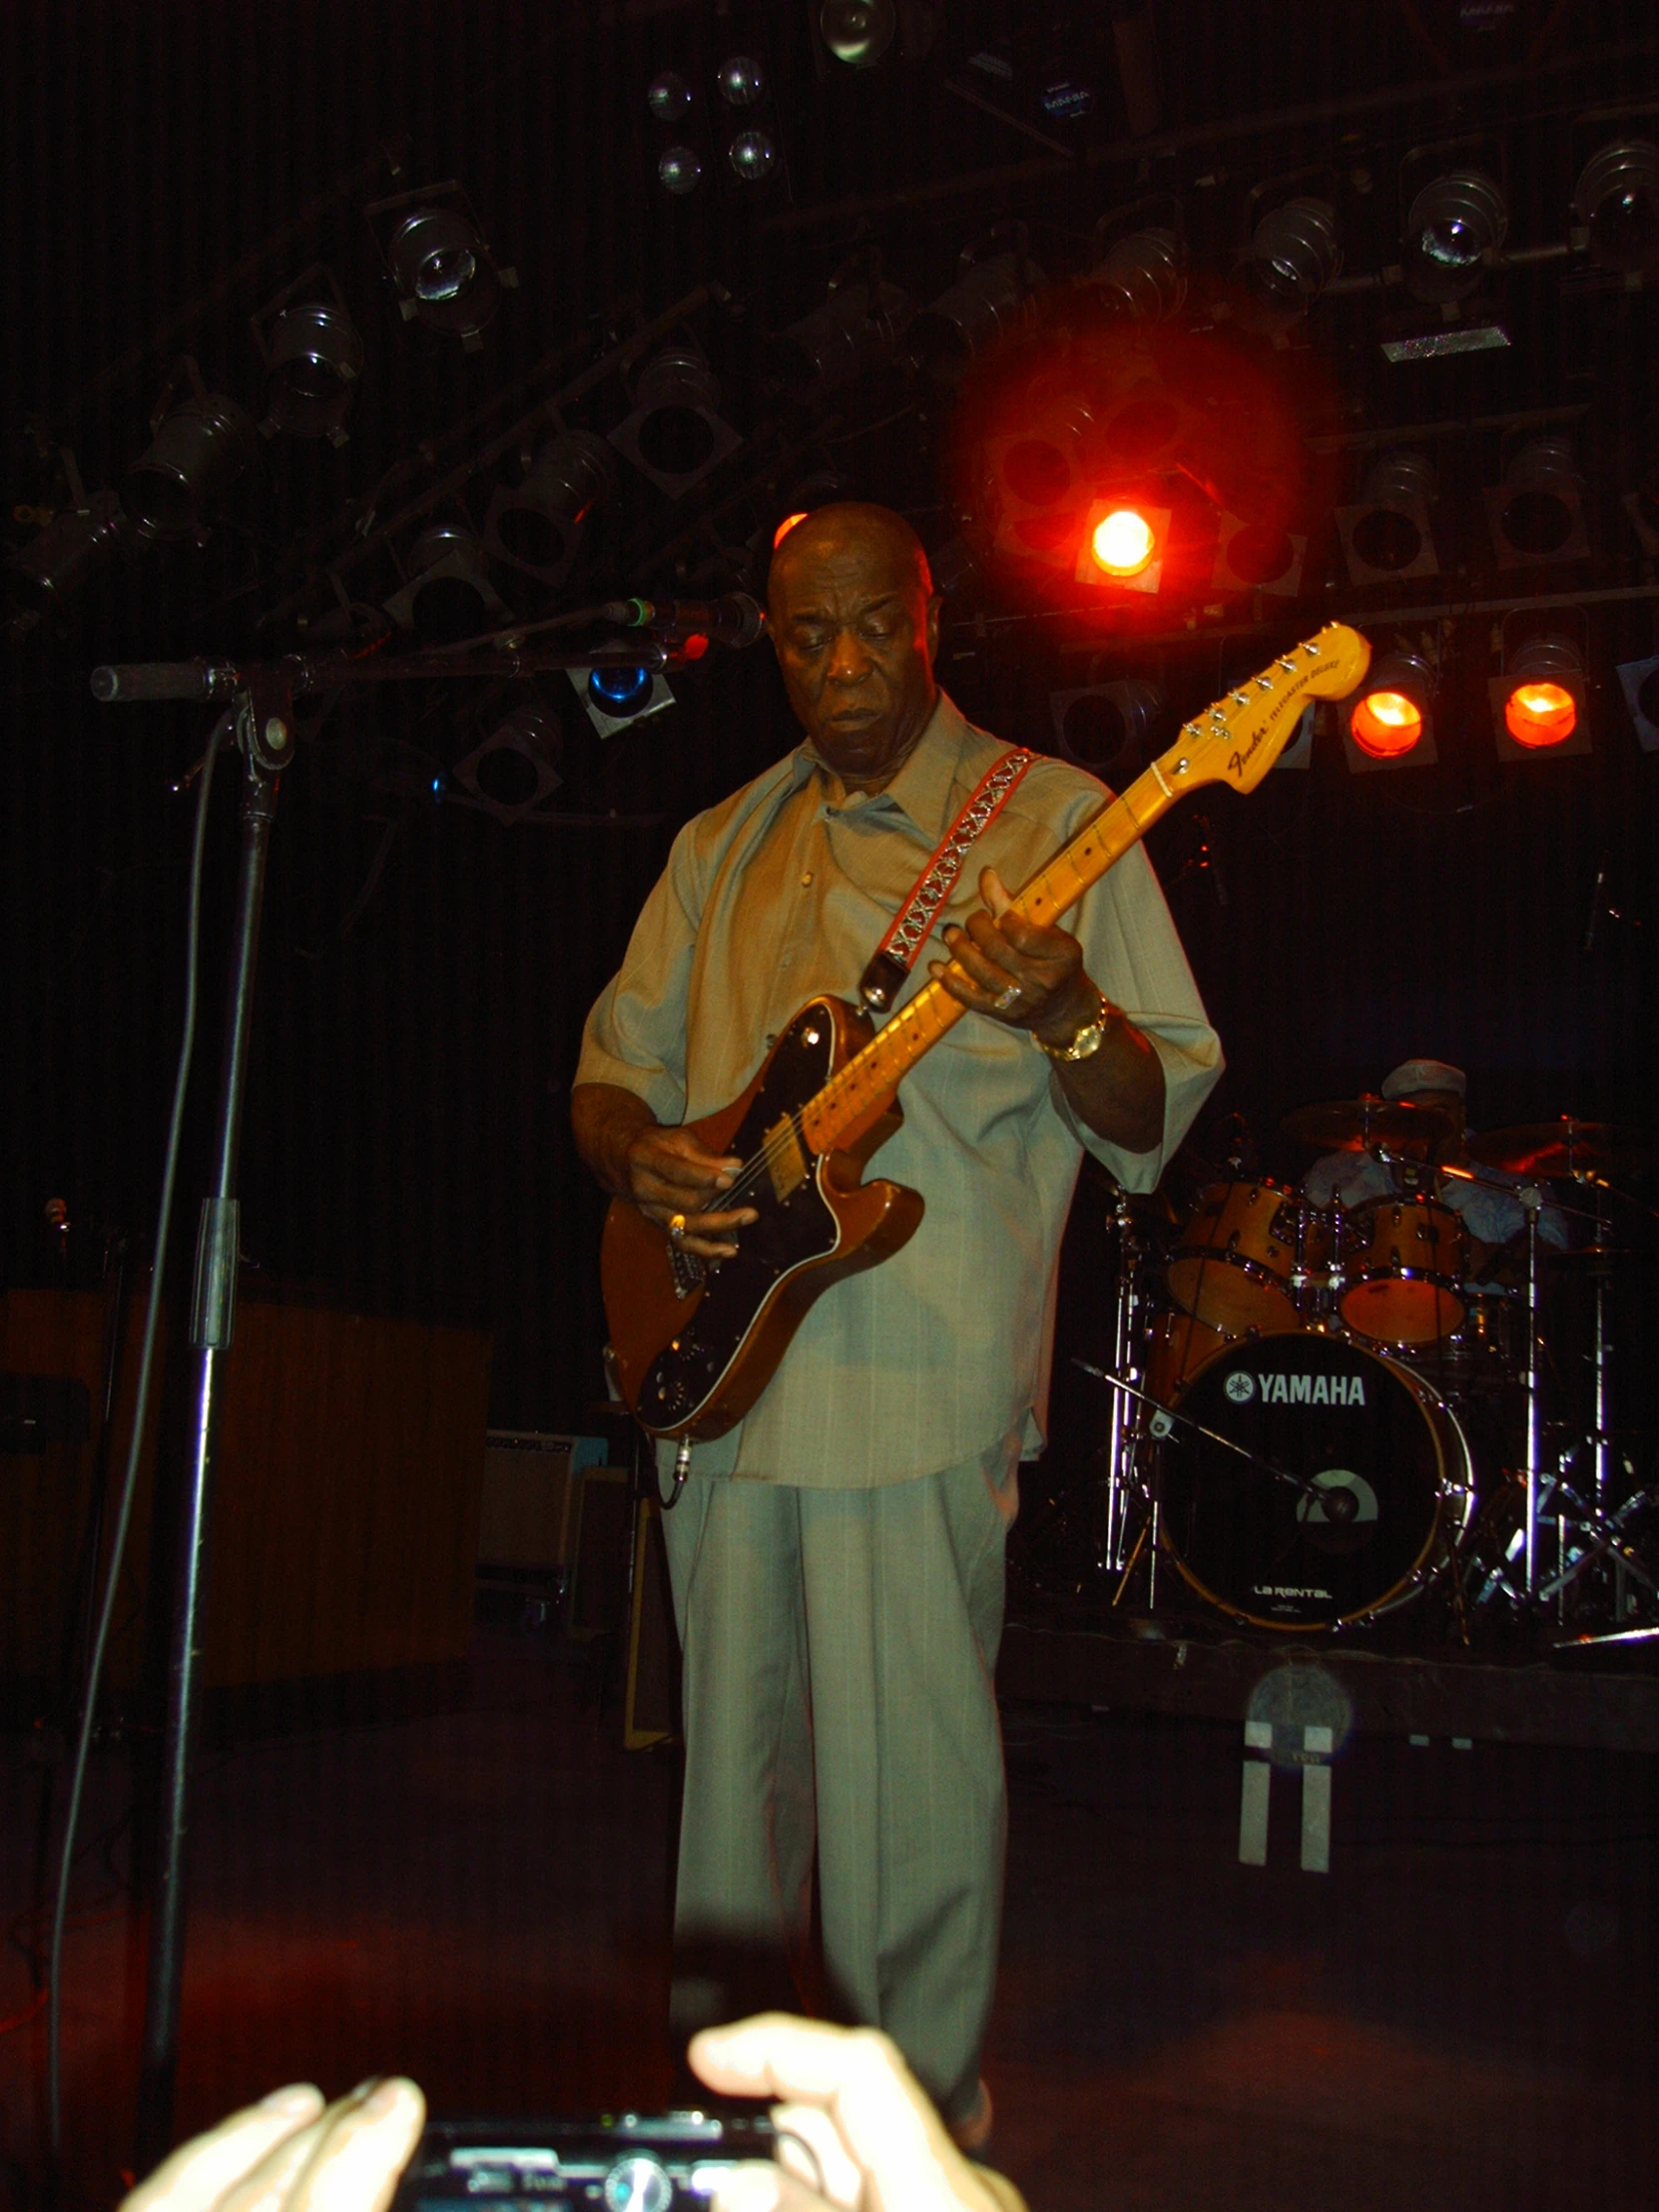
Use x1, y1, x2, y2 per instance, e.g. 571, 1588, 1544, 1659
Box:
800, 763, 1176, 1158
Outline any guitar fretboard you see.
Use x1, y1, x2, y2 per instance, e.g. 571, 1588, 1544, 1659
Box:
799, 769, 1171, 1158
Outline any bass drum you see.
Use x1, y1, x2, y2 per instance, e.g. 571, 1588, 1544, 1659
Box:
1159, 1332, 1471, 1630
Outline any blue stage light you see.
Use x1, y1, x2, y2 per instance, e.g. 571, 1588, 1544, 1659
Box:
588, 665, 653, 713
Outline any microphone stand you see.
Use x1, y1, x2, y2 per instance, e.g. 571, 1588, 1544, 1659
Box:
95, 625, 733, 2171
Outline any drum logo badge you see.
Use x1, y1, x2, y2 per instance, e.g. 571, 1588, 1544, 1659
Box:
1253, 1372, 1366, 1406
1225, 1371, 1256, 1402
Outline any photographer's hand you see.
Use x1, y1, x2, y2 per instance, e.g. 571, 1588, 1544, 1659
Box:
122, 2078, 424, 2212
690, 2015, 1025, 2212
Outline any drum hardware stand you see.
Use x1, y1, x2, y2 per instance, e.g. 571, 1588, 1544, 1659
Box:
1098, 1190, 1154, 1582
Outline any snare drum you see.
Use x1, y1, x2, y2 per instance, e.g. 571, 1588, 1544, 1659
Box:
1167, 1181, 1302, 1334
1340, 1199, 1470, 1347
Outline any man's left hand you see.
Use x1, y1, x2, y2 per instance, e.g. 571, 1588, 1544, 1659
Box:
931, 867, 1097, 1049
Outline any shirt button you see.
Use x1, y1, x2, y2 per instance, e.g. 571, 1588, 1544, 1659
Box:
800, 870, 814, 885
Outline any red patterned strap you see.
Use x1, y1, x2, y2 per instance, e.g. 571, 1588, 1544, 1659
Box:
857, 747, 1038, 1014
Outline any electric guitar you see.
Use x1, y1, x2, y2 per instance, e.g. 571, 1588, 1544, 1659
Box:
602, 623, 1372, 1440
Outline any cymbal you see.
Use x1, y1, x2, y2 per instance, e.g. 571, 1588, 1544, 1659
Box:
1466, 1119, 1659, 1179
1281, 1094, 1456, 1155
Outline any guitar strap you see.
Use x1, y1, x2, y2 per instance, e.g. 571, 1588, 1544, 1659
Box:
857, 746, 1038, 1014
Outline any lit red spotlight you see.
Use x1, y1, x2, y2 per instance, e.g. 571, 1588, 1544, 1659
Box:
1090, 507, 1156, 577
1503, 680, 1577, 748
1342, 651, 1437, 773
773, 510, 810, 547
1489, 635, 1587, 759
1351, 689, 1424, 759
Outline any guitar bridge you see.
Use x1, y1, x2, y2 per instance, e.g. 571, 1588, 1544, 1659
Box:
765, 1114, 809, 1202
668, 1241, 707, 1300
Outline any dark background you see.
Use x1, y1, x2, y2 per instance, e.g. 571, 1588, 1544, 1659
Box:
2, 0, 1655, 1449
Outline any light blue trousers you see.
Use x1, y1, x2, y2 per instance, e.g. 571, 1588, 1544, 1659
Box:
660, 1438, 1019, 2120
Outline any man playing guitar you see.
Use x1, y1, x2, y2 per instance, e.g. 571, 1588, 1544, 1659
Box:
572, 504, 1220, 2143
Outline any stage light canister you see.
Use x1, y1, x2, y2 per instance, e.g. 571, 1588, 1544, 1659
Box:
774, 511, 809, 547
1091, 508, 1156, 577
1352, 691, 1424, 758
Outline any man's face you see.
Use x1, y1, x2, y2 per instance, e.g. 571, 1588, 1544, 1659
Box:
769, 520, 941, 791
1405, 1087, 1466, 1160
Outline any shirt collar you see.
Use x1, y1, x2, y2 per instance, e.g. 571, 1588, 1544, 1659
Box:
794, 690, 974, 840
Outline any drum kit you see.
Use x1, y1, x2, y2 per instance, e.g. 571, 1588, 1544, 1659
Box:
1081, 1104, 1659, 1647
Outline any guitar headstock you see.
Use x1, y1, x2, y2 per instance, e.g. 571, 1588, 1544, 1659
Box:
1155, 623, 1373, 798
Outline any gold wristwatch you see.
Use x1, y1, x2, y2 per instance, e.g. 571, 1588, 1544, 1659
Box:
1033, 987, 1114, 1063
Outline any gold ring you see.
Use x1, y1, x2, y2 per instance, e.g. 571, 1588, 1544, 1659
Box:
668, 1213, 687, 1240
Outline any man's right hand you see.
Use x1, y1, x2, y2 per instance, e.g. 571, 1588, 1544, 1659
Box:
622, 1124, 757, 1262
571, 1083, 757, 1262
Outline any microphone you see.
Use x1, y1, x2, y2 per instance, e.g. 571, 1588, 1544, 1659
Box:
601, 593, 768, 648
91, 660, 241, 703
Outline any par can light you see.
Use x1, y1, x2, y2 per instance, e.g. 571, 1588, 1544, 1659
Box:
126, 369, 259, 543
1490, 635, 1588, 760
1091, 508, 1156, 577
820, 0, 896, 68
1344, 651, 1437, 771
1403, 170, 1507, 303
1573, 140, 1659, 276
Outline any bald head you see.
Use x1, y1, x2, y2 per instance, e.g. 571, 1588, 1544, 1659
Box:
767, 503, 942, 793
768, 502, 933, 612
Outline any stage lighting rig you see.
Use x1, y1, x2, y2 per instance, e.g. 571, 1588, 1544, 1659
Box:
367, 183, 517, 351
124, 357, 260, 544
1212, 514, 1304, 597
485, 431, 617, 587
252, 268, 364, 445
768, 258, 914, 396
451, 705, 565, 826
1088, 227, 1188, 321
648, 70, 693, 122
1484, 438, 1589, 568
1077, 501, 1168, 592
1402, 170, 1507, 303
1048, 679, 1163, 783
1337, 452, 1440, 585
911, 228, 1046, 379
1489, 634, 1589, 761
1615, 655, 1659, 753
382, 522, 508, 644
1624, 459, 1659, 556
1572, 141, 1659, 277
1240, 199, 1342, 327
608, 348, 743, 499
818, 0, 895, 67
569, 663, 676, 738
6, 453, 127, 629
1343, 651, 1438, 773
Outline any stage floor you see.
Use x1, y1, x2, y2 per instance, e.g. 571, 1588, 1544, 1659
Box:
1, 1624, 1653, 2212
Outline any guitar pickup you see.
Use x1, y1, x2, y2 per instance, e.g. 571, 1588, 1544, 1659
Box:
669, 1242, 707, 1299
765, 1115, 808, 1202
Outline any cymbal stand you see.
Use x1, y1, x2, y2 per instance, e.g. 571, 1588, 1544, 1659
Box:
1099, 1190, 1153, 1587
1520, 1184, 1545, 1595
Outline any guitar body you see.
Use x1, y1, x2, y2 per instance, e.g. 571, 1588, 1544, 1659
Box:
601, 996, 925, 1439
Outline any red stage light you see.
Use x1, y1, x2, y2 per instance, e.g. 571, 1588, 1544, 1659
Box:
1351, 689, 1424, 759
1503, 679, 1577, 748
1090, 507, 1156, 577
773, 511, 809, 547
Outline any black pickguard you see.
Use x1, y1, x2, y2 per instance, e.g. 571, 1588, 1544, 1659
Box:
637, 1004, 849, 1433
